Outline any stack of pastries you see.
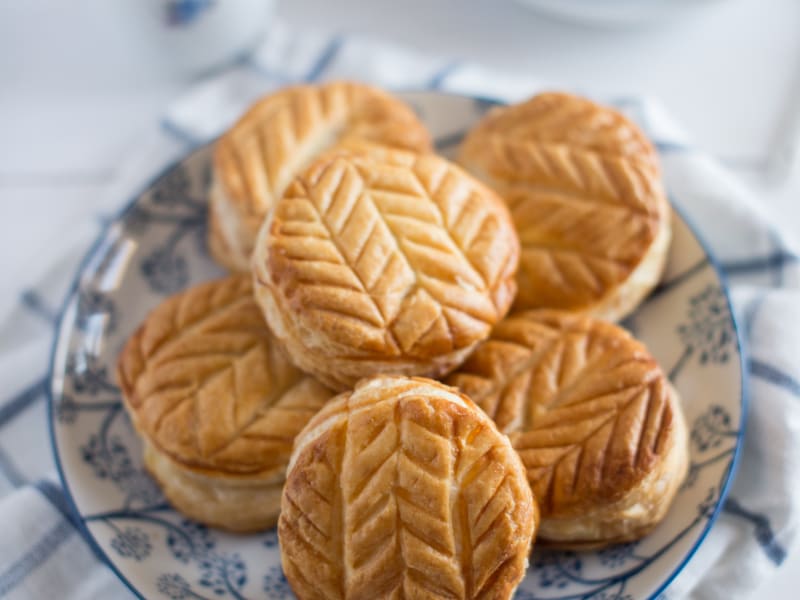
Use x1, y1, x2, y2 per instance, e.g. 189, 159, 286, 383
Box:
118, 82, 688, 598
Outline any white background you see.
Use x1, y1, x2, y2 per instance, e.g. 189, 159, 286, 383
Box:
0, 0, 798, 597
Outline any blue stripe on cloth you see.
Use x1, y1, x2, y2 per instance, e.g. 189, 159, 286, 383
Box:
0, 520, 75, 597
724, 497, 787, 565
427, 61, 461, 90
34, 481, 80, 529
159, 118, 202, 148
750, 359, 800, 397
769, 229, 788, 287
304, 36, 344, 82
654, 140, 690, 154
0, 447, 25, 488
19, 290, 56, 324
721, 251, 799, 277
0, 377, 47, 428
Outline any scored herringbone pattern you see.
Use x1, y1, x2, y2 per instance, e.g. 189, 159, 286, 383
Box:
279, 377, 534, 599
446, 311, 675, 515
466, 92, 658, 169
459, 92, 668, 312
214, 82, 432, 216
263, 150, 519, 362
117, 275, 331, 474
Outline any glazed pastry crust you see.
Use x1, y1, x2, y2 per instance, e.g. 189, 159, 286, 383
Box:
117, 275, 333, 531
279, 376, 538, 600
459, 92, 671, 321
252, 147, 520, 391
210, 82, 433, 271
446, 310, 688, 547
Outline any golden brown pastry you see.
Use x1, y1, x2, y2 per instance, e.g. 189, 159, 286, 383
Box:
116, 275, 334, 532
459, 92, 671, 321
446, 310, 688, 548
210, 81, 433, 271
279, 375, 538, 600
252, 146, 520, 391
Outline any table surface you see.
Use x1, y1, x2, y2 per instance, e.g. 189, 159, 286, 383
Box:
0, 0, 798, 597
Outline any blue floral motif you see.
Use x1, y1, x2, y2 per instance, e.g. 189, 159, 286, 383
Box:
124, 204, 152, 236
56, 394, 78, 424
597, 542, 639, 569
151, 165, 192, 206
141, 246, 189, 294
136, 163, 208, 293
692, 405, 735, 452
262, 529, 279, 550
157, 573, 193, 599
167, 520, 216, 564
698, 487, 719, 518
669, 284, 735, 381
530, 551, 582, 589
66, 354, 118, 396
198, 552, 247, 596
82, 431, 132, 481
678, 285, 733, 366
76, 289, 117, 335
80, 408, 163, 508
263, 565, 293, 598
111, 526, 152, 561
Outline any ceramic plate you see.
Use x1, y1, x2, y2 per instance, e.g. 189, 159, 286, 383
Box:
49, 91, 745, 600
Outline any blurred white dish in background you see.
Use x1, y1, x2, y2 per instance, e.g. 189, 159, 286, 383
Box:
513, 0, 723, 28
119, 0, 275, 76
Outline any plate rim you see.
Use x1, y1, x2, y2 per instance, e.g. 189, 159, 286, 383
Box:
46, 91, 749, 600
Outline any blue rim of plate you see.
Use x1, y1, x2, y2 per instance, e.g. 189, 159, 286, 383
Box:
46, 91, 749, 600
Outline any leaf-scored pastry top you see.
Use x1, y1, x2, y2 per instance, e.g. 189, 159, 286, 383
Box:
446, 310, 679, 517
279, 376, 537, 600
459, 92, 669, 314
256, 147, 520, 364
117, 274, 332, 476
214, 81, 432, 221
464, 92, 658, 170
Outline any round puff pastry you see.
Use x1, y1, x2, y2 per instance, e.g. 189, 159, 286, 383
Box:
210, 81, 433, 271
116, 274, 333, 532
252, 147, 520, 391
446, 310, 688, 548
459, 92, 671, 322
279, 375, 538, 600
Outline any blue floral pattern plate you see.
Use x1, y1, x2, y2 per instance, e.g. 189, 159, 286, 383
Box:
48, 92, 745, 600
